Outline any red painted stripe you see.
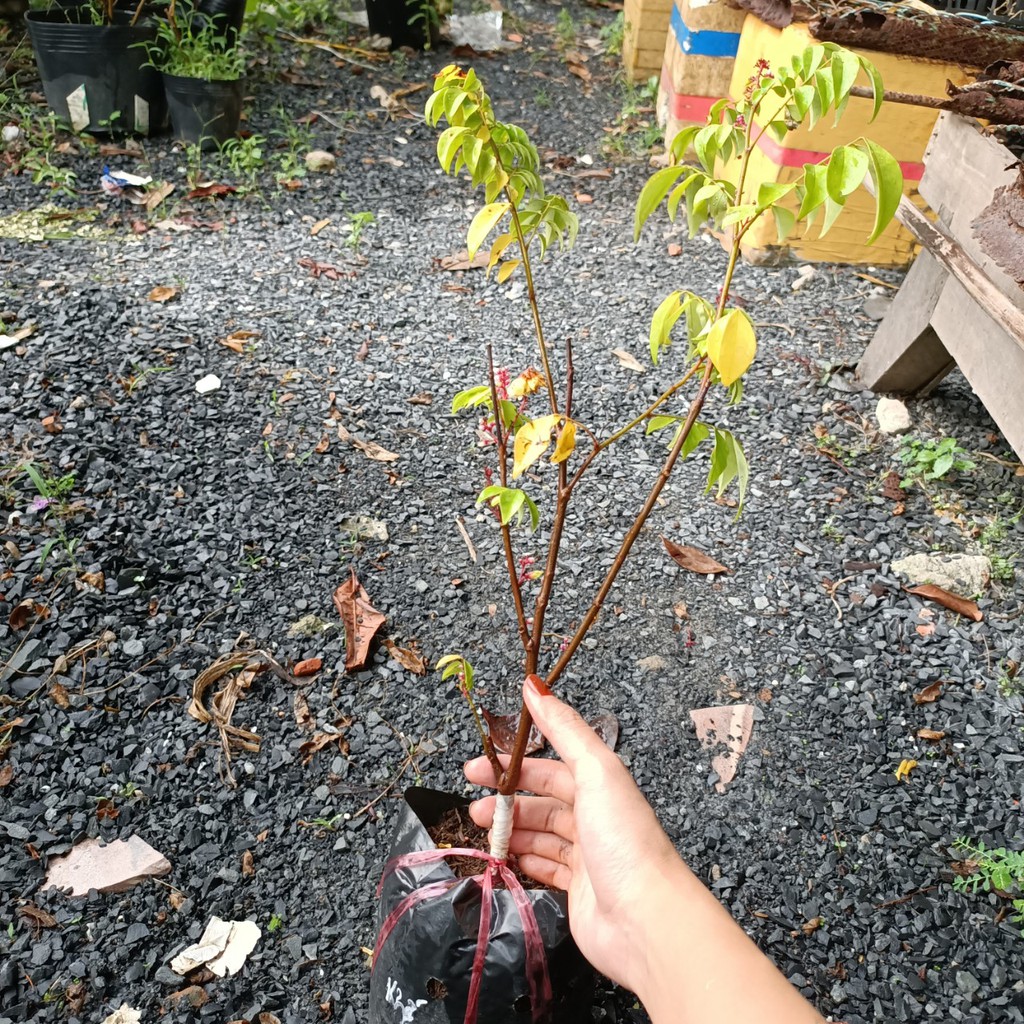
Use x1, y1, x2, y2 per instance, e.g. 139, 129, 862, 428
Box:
660, 70, 720, 123
755, 132, 925, 182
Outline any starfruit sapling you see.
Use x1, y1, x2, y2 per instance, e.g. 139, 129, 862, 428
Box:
426, 53, 903, 859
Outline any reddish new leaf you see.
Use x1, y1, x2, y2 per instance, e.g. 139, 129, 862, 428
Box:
333, 570, 386, 672
482, 708, 544, 756
904, 585, 983, 622
662, 537, 730, 575
589, 713, 619, 751
913, 682, 943, 705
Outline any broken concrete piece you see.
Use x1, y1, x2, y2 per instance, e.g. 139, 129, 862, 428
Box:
636, 655, 669, 673
170, 916, 261, 978
876, 396, 911, 434
100, 1005, 141, 1024
891, 553, 991, 597
194, 373, 221, 395
690, 704, 754, 794
305, 150, 336, 172
44, 836, 171, 896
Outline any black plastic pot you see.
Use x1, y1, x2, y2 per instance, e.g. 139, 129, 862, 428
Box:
163, 73, 243, 150
365, 0, 439, 50
196, 0, 246, 48
24, 8, 167, 135
370, 787, 594, 1024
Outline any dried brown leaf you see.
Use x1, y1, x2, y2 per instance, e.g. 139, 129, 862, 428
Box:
18, 903, 57, 933
48, 682, 70, 709
905, 584, 982, 622
241, 849, 255, 877
482, 708, 544, 756
219, 329, 260, 353
299, 722, 353, 765
310, 217, 331, 236
568, 62, 591, 82
0, 763, 12, 787
800, 916, 823, 936
333, 570, 386, 671
186, 182, 236, 199
79, 570, 105, 592
293, 691, 315, 732
144, 181, 175, 211
673, 601, 689, 619
169, 889, 186, 910
439, 250, 489, 271
336, 423, 399, 463
916, 728, 946, 741
912, 682, 943, 705
407, 392, 433, 406
589, 713, 619, 751
881, 471, 904, 500
384, 638, 426, 675
611, 348, 644, 373
662, 537, 729, 575
147, 285, 179, 303
8, 599, 49, 630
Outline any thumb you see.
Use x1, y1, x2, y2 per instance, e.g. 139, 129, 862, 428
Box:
524, 675, 608, 770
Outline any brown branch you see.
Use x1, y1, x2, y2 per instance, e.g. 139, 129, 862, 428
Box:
849, 84, 946, 111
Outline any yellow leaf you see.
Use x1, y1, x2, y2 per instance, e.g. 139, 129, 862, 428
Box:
894, 758, 918, 782
508, 367, 544, 398
495, 259, 520, 284
512, 414, 561, 479
705, 309, 757, 387
487, 232, 514, 272
468, 202, 510, 259
551, 417, 576, 463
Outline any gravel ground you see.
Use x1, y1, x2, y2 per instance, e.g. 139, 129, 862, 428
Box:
2, 3, 1023, 1022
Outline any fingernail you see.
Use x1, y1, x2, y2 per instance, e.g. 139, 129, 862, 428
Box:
525, 674, 552, 698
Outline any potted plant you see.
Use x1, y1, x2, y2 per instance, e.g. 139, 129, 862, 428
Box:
370, 51, 905, 1024
144, 0, 245, 149
365, 0, 449, 51
25, 0, 168, 135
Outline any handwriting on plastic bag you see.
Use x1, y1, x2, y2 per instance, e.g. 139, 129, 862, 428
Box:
386, 978, 427, 1022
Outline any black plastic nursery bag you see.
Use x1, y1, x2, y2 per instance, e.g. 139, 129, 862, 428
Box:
369, 787, 594, 1024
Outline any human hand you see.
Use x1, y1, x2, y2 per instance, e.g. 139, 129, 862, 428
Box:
463, 674, 690, 995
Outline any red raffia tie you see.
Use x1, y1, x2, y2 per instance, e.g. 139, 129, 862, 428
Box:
374, 848, 553, 1024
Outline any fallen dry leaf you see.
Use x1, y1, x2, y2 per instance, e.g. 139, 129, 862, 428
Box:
144, 181, 175, 211
917, 728, 946, 741
41, 413, 62, 434
49, 683, 70, 709
568, 62, 592, 82
298, 257, 356, 281
904, 584, 982, 623
913, 682, 943, 705
293, 657, 322, 678
147, 285, 179, 303
672, 601, 689, 619
314, 436, 330, 454
384, 638, 426, 675
407, 392, 432, 406
79, 570, 106, 592
800, 916, 823, 936
355, 339, 370, 362
336, 423, 399, 463
241, 850, 254, 877
18, 903, 57, 935
482, 708, 544, 756
186, 182, 236, 200
916, 622, 936, 637
881, 471, 904, 500
299, 722, 353, 765
574, 192, 594, 204
0, 763, 13, 787
169, 889, 186, 910
589, 713, 619, 750
333, 570, 386, 672
611, 348, 645, 373
439, 250, 489, 271
8, 599, 50, 630
293, 691, 315, 732
310, 218, 331, 236
894, 757, 918, 782
219, 329, 260, 353
662, 537, 729, 575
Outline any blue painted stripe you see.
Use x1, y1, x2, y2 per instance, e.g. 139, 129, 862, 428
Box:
671, 4, 741, 58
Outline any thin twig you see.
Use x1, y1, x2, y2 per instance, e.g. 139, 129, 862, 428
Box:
454, 515, 478, 563
825, 575, 857, 623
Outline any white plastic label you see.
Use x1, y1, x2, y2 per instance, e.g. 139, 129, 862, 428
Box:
134, 95, 149, 135
66, 85, 89, 132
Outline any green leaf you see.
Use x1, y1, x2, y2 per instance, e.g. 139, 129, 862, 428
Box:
649, 291, 687, 364
451, 385, 491, 414
634, 164, 689, 240
825, 145, 868, 202
798, 163, 827, 220
705, 427, 750, 515
467, 202, 510, 259
830, 48, 860, 122
819, 194, 846, 238
789, 84, 816, 122
857, 54, 884, 122
693, 124, 720, 174
645, 415, 680, 435
668, 125, 701, 162
22, 462, 47, 496
678, 420, 710, 460
756, 181, 795, 210
772, 204, 796, 242
477, 485, 538, 530
861, 138, 904, 243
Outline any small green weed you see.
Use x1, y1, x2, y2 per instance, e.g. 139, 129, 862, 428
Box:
222, 134, 267, 182
120, 363, 174, 396
554, 8, 576, 50
599, 11, 625, 56
952, 837, 1024, 935
346, 211, 375, 250
268, 913, 284, 933
997, 660, 1022, 698
899, 437, 974, 487
820, 516, 844, 544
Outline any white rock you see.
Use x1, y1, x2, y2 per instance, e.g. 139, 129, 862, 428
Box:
170, 916, 261, 977
2, 125, 20, 144
876, 396, 911, 434
636, 655, 669, 673
101, 1006, 142, 1024
305, 149, 336, 172
44, 836, 171, 896
194, 373, 221, 394
891, 553, 991, 596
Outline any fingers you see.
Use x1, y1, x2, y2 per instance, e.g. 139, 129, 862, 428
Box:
469, 794, 575, 842
506, 827, 574, 867
517, 853, 572, 892
524, 676, 614, 772
464, 755, 575, 806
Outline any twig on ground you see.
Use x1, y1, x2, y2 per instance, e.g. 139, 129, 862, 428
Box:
455, 514, 478, 563
825, 575, 857, 622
